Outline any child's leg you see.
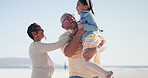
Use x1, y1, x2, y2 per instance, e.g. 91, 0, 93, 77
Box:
82, 34, 101, 62
83, 48, 113, 78
82, 34, 113, 78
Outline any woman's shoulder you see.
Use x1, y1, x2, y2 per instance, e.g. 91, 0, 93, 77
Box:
30, 42, 43, 47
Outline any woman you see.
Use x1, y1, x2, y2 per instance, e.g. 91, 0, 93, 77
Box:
27, 23, 73, 78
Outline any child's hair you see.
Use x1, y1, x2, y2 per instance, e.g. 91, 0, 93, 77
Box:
27, 23, 41, 40
79, 0, 95, 14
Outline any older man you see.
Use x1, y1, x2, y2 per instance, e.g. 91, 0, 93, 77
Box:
59, 13, 107, 78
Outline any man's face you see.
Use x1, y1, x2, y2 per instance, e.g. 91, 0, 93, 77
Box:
62, 15, 77, 30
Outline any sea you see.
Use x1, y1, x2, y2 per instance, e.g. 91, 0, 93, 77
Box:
0, 58, 148, 71
0, 65, 148, 71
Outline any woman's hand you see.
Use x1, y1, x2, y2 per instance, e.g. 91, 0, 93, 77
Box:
69, 31, 76, 38
97, 38, 108, 52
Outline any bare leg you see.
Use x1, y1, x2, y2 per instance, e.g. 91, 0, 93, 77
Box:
83, 48, 114, 78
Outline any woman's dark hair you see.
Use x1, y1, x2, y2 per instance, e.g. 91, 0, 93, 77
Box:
79, 0, 95, 14
27, 23, 41, 40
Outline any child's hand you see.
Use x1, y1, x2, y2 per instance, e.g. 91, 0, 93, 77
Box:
78, 24, 84, 29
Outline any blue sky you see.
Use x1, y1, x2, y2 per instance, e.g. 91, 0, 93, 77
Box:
0, 0, 148, 65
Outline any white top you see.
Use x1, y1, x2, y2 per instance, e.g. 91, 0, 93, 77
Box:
29, 36, 70, 78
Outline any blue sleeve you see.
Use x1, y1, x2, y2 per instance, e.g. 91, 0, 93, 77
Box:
83, 13, 99, 31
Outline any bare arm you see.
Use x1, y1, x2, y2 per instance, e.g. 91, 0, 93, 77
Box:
64, 29, 85, 57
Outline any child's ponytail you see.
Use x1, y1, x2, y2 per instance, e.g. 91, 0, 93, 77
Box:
87, 0, 95, 14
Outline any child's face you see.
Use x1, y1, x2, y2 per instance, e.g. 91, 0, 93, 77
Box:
76, 1, 88, 15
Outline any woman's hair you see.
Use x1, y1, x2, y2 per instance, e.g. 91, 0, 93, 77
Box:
27, 23, 41, 40
79, 0, 95, 14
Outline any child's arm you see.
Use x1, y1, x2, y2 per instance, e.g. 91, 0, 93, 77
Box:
83, 13, 99, 31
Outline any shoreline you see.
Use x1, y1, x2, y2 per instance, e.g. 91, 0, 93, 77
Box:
0, 68, 148, 78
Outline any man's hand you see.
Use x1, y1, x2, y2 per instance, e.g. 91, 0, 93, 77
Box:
77, 29, 86, 36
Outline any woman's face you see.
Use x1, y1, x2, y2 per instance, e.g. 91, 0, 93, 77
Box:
36, 30, 44, 41
33, 26, 44, 41
76, 1, 86, 14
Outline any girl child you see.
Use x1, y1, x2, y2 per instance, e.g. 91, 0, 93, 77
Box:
76, 0, 114, 78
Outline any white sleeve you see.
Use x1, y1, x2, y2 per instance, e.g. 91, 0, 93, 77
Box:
60, 43, 68, 53
38, 35, 70, 53
59, 32, 70, 53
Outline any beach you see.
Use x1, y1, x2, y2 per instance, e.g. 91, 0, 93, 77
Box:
0, 68, 148, 78
114, 70, 148, 78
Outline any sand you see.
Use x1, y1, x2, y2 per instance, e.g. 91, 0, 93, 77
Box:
0, 68, 148, 78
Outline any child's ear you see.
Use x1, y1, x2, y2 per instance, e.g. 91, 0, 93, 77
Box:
84, 5, 89, 9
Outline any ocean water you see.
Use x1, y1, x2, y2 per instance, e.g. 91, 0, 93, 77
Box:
103, 66, 148, 71
0, 66, 148, 71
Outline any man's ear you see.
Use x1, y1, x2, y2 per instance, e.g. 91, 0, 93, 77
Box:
31, 32, 37, 37
62, 25, 64, 29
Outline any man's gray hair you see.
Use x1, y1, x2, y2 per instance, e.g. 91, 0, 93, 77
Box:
60, 13, 73, 24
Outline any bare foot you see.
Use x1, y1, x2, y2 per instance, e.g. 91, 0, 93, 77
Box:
106, 71, 114, 78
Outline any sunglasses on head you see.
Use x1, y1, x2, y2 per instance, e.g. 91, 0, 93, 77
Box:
34, 29, 44, 32
31, 26, 44, 32
63, 15, 75, 24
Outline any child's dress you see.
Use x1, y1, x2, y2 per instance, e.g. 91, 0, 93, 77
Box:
78, 10, 103, 51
